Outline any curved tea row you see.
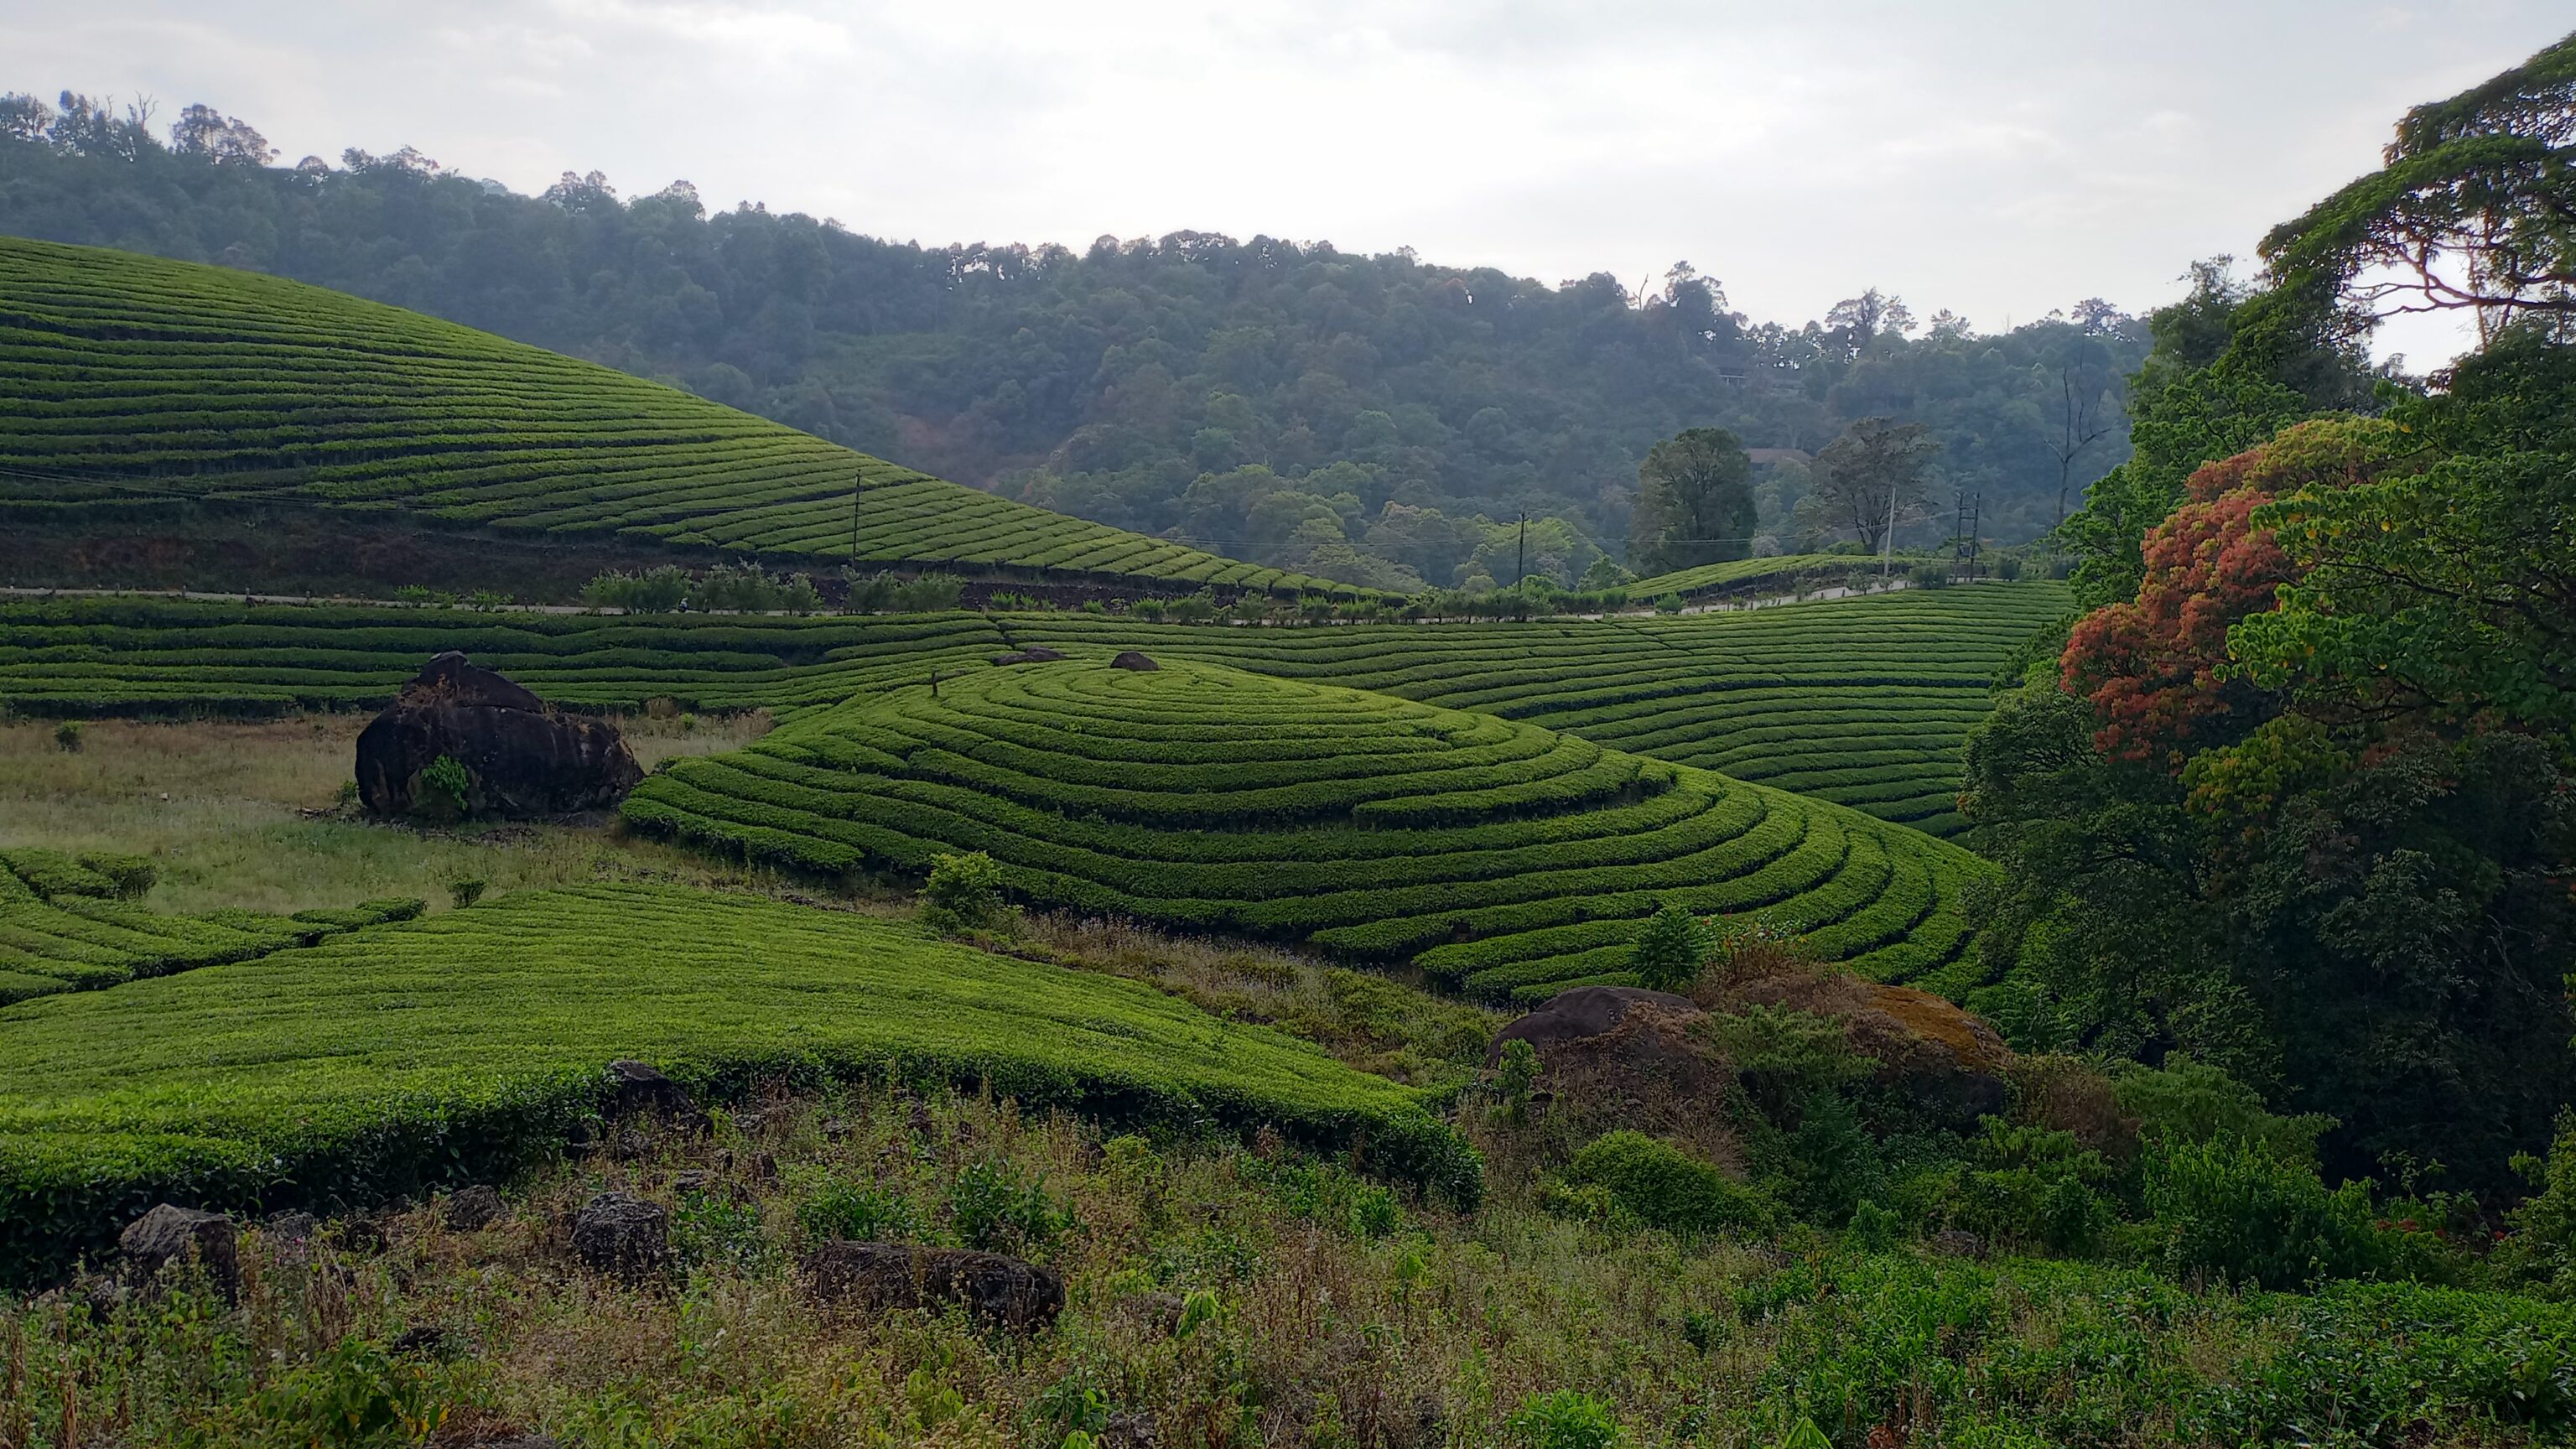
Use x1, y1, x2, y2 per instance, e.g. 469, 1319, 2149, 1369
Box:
623, 657, 1988, 1000
0, 237, 1337, 595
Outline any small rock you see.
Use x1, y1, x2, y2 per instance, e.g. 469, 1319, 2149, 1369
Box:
751, 1151, 780, 1182
671, 1171, 714, 1197
1929, 1228, 1985, 1259
390, 1322, 448, 1358
800, 1241, 1064, 1330
1109, 651, 1159, 672
820, 1116, 853, 1140
604, 1060, 706, 1130
330, 1218, 389, 1256
119, 1204, 239, 1305
1101, 1410, 1161, 1448
571, 1193, 671, 1282
907, 1104, 935, 1138
265, 1211, 319, 1242
443, 1184, 506, 1233
1114, 1290, 1188, 1336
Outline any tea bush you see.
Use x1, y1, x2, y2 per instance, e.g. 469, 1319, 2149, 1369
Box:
0, 238, 1343, 597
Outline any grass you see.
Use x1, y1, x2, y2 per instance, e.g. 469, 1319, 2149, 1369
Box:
0, 236, 1343, 596
0, 714, 776, 916
624, 657, 1990, 1001
5, 1083, 2571, 1448
0, 883, 1476, 1279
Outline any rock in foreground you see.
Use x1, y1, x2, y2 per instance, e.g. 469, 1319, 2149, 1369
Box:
356, 652, 641, 818
802, 1240, 1064, 1329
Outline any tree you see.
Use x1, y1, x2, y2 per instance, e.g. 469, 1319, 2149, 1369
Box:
2047, 336, 2119, 527
1628, 427, 1756, 574
1809, 418, 1938, 555
2261, 29, 2576, 341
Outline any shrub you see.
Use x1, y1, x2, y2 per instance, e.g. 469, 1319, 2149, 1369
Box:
1509, 1389, 1622, 1449
1493, 1038, 1540, 1125
1947, 1119, 2116, 1255
78, 851, 156, 899
2113, 1054, 2332, 1164
1132, 597, 1168, 621
796, 1176, 917, 1243
919, 849, 1008, 933
1566, 1130, 1770, 1236
949, 1160, 1066, 1254
444, 877, 487, 910
583, 565, 692, 613
2497, 1109, 2576, 1296
415, 755, 472, 823
1652, 592, 1685, 615
2143, 1135, 2386, 1288
1997, 554, 2025, 580
1628, 901, 1711, 991
52, 719, 82, 752
1908, 561, 1951, 589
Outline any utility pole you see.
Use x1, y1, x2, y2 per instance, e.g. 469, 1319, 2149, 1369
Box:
850, 467, 862, 561
1966, 492, 1982, 582
1880, 483, 1898, 585
1515, 512, 1528, 589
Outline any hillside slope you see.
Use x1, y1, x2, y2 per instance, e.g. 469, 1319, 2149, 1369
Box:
0, 238, 1339, 595
0, 583, 2064, 835
624, 657, 1990, 1001
0, 883, 1471, 1275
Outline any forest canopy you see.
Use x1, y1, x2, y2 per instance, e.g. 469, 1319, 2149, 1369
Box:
0, 91, 2148, 589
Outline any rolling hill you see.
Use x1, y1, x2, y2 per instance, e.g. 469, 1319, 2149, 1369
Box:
0, 583, 2064, 836
621, 656, 1992, 1002
0, 237, 1343, 596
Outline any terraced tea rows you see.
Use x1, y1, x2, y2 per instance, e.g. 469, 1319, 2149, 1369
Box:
0, 238, 1338, 594
1623, 553, 1857, 600
623, 658, 1988, 1001
0, 597, 1017, 715
1020, 584, 2071, 836
0, 583, 2065, 834
0, 883, 1472, 1278
0, 846, 418, 1005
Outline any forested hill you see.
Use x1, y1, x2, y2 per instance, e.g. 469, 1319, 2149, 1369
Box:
0, 91, 2148, 588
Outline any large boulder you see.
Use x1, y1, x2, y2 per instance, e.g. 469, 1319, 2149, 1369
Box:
1732, 972, 2014, 1123
356, 652, 641, 818
801, 1241, 1064, 1330
1488, 986, 1737, 1159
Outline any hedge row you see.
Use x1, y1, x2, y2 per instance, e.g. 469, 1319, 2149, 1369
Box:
621, 657, 1991, 999
0, 847, 421, 1005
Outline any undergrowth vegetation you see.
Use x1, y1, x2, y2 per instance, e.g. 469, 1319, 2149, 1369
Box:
6, 1083, 2572, 1448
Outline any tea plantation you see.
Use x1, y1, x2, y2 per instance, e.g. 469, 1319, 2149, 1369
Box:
623, 657, 1989, 1001
0, 581, 2068, 836
0, 883, 1472, 1277
0, 845, 418, 1005
1018, 584, 2070, 837
0, 237, 1338, 595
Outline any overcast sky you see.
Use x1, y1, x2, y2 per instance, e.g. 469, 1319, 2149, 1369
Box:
11, 1, 2566, 361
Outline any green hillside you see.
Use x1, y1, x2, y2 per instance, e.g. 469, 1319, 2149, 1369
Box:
1019, 584, 2070, 836
623, 657, 1989, 1001
0, 846, 418, 1005
0, 237, 1340, 595
0, 882, 1471, 1275
0, 583, 2065, 836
